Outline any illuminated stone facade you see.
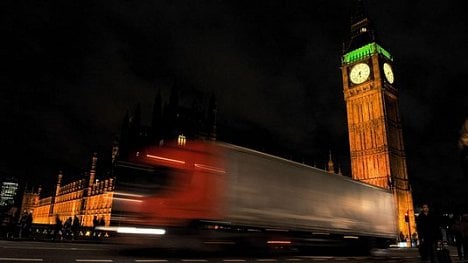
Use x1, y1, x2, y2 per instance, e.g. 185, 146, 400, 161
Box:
24, 153, 115, 227
20, 187, 40, 214
341, 6, 416, 240
22, 90, 217, 228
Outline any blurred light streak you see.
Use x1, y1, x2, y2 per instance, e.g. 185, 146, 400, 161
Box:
97, 226, 165, 235
267, 240, 292, 244
112, 197, 143, 203
146, 154, 185, 164
343, 235, 359, 239
194, 163, 225, 173
113, 192, 144, 198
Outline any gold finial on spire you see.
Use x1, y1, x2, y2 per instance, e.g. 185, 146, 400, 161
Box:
327, 150, 335, 173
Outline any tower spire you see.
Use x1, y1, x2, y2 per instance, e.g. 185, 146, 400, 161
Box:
343, 0, 376, 54
327, 150, 335, 174
350, 0, 367, 25
88, 153, 97, 196
55, 171, 63, 197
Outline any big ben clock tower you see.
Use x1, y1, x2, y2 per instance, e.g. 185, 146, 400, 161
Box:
340, 1, 416, 240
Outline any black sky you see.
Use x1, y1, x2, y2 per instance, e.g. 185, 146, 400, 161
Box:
2, 0, 467, 212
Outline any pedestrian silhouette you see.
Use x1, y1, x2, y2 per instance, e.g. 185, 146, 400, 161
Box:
54, 214, 62, 241
63, 217, 72, 239
92, 216, 99, 238
72, 215, 80, 239
19, 210, 32, 238
416, 204, 441, 262
99, 216, 105, 226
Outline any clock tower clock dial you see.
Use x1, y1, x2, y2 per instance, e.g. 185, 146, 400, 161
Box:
349, 62, 370, 84
383, 62, 394, 84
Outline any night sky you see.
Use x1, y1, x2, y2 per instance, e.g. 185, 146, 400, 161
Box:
2, 0, 467, 212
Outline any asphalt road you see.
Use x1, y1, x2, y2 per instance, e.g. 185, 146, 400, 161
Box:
0, 239, 463, 263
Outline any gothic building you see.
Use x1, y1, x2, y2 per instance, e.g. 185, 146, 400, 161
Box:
24, 153, 115, 227
340, 1, 416, 239
118, 87, 218, 160
21, 87, 217, 228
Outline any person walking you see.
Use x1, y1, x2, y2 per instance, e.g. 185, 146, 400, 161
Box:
54, 214, 62, 241
416, 204, 441, 262
19, 210, 31, 238
92, 215, 99, 238
24, 211, 33, 238
452, 214, 464, 260
72, 215, 80, 239
63, 217, 72, 239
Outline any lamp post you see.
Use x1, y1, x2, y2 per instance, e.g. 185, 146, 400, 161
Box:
405, 210, 411, 247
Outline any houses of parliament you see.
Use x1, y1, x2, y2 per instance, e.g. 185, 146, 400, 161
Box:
20, 87, 219, 227
19, 2, 417, 240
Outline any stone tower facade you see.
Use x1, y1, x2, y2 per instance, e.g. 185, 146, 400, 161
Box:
340, 1, 416, 240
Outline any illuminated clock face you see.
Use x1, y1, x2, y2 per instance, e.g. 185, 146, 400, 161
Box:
349, 62, 371, 84
383, 62, 394, 84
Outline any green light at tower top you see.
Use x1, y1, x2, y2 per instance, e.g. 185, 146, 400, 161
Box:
342, 42, 393, 64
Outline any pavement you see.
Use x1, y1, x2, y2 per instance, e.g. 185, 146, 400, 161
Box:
377, 246, 468, 262
3, 233, 468, 262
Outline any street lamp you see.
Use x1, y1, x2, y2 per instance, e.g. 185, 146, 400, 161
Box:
178, 134, 186, 146
405, 210, 411, 247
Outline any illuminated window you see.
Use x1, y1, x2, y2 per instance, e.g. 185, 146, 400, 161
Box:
178, 134, 186, 146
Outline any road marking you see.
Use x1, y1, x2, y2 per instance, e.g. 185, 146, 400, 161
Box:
181, 260, 208, 262
75, 260, 113, 262
223, 260, 247, 262
3, 245, 101, 251
297, 256, 333, 260
256, 260, 277, 262
135, 261, 169, 263
298, 257, 334, 261
0, 258, 43, 262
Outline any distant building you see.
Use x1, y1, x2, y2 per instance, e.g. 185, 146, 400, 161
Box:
24, 154, 115, 227
20, 186, 41, 214
0, 178, 18, 207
